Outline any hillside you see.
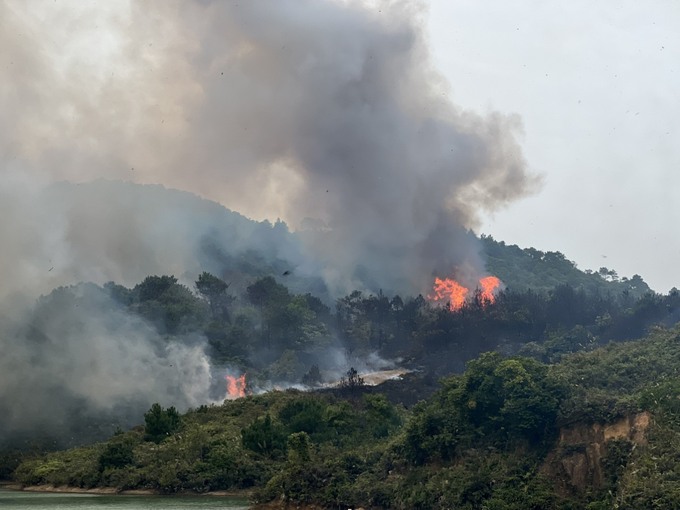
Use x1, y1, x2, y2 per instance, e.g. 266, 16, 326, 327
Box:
8, 326, 680, 509
1, 181, 671, 506
43, 180, 649, 302
0, 236, 673, 453
43, 180, 328, 299
481, 235, 651, 298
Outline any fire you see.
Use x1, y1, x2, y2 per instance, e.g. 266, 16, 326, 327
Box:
428, 277, 469, 309
479, 276, 501, 304
225, 374, 247, 399
428, 275, 502, 310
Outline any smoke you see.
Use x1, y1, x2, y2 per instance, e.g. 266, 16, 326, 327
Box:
0, 282, 217, 446
0, 0, 538, 442
2, 0, 537, 295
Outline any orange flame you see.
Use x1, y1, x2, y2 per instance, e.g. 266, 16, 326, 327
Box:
225, 374, 246, 399
428, 275, 502, 310
479, 276, 501, 304
428, 277, 469, 310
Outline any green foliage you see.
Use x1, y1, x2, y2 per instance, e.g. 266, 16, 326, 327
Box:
98, 438, 135, 471
362, 394, 402, 438
336, 290, 394, 353
241, 414, 288, 458
401, 353, 564, 466
243, 276, 331, 361
14, 447, 102, 488
206, 313, 253, 364
519, 326, 596, 362
12, 254, 680, 509
279, 398, 328, 437
610, 424, 680, 509
132, 275, 207, 335
258, 463, 346, 506
144, 403, 181, 443
135, 275, 179, 302
246, 276, 289, 309
602, 438, 633, 489
464, 353, 564, 441
16, 326, 680, 508
640, 378, 680, 428
481, 235, 651, 298
104, 281, 133, 305
287, 432, 311, 464
555, 327, 680, 422
195, 271, 232, 321
323, 400, 360, 441
401, 395, 466, 465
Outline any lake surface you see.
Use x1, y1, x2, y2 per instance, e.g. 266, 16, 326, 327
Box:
0, 489, 250, 510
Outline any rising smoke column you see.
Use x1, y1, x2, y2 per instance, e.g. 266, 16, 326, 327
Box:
1, 0, 538, 296
165, 0, 538, 295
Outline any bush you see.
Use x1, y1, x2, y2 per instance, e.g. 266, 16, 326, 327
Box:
241, 414, 287, 458
99, 440, 135, 471
278, 398, 328, 436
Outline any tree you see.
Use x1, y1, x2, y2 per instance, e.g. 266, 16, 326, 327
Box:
302, 364, 323, 386
144, 403, 181, 443
339, 367, 365, 391
135, 275, 178, 302
241, 414, 288, 458
460, 353, 564, 442
246, 276, 289, 309
363, 394, 402, 438
132, 275, 207, 335
195, 271, 232, 321
279, 398, 328, 436
246, 278, 330, 353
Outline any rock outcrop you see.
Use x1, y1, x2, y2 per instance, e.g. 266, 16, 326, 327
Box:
542, 412, 651, 494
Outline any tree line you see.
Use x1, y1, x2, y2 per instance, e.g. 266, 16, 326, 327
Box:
43, 269, 678, 384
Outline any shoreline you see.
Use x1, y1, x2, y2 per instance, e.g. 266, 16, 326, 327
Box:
0, 483, 249, 498
0, 483, 336, 509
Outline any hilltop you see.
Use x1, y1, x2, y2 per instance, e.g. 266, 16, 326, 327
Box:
481, 234, 651, 298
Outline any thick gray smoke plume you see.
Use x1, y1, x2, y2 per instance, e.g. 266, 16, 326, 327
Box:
0, 0, 537, 441
2, 0, 536, 295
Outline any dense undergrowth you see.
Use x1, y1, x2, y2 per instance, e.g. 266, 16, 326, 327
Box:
11, 326, 680, 508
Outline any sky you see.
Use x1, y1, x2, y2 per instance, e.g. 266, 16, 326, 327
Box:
427, 1, 680, 292
1, 0, 679, 293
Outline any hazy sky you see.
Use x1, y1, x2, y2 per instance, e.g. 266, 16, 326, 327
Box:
427, 1, 680, 292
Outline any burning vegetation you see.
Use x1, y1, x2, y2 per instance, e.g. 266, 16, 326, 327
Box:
226, 374, 247, 399
428, 275, 502, 310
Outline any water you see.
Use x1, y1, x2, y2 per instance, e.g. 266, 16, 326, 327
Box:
0, 489, 250, 510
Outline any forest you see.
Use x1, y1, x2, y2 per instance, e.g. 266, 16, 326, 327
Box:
3, 235, 680, 509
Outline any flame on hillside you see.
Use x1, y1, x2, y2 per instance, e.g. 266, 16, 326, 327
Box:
428, 275, 502, 311
479, 276, 501, 303
225, 374, 247, 399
